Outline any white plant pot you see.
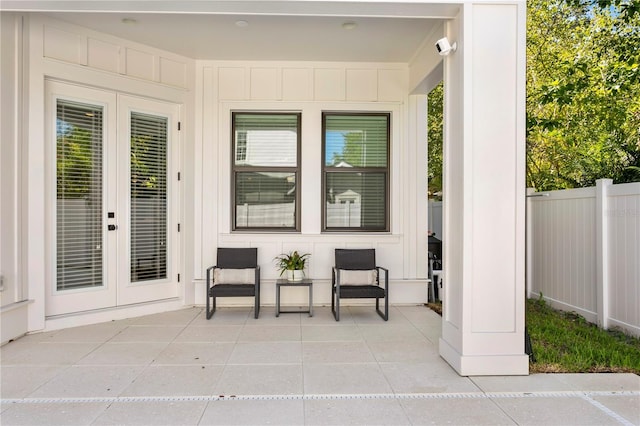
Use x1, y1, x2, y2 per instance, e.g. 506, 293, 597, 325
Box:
286, 269, 304, 281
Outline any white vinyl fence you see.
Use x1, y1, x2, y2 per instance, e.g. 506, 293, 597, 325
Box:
527, 179, 640, 337
235, 202, 364, 228
428, 200, 443, 240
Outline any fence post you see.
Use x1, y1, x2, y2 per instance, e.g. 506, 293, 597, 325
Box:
526, 188, 535, 300
596, 179, 612, 329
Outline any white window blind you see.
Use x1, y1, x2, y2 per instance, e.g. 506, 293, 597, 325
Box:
323, 113, 390, 231
56, 100, 104, 291
233, 113, 298, 167
130, 112, 168, 282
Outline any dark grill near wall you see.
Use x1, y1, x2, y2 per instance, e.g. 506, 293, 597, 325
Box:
428, 234, 442, 266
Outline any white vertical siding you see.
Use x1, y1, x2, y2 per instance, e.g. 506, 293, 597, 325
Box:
1, 12, 28, 344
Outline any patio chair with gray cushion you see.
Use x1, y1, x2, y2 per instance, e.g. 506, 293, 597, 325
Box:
206, 248, 260, 319
331, 248, 389, 321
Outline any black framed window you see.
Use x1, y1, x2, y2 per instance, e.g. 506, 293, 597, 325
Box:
322, 112, 390, 231
232, 112, 301, 231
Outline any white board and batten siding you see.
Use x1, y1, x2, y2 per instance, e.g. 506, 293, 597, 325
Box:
26, 15, 428, 312
528, 179, 640, 337
195, 60, 430, 307
24, 14, 429, 313
42, 23, 189, 89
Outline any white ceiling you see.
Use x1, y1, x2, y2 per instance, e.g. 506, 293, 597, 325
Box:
42, 12, 443, 62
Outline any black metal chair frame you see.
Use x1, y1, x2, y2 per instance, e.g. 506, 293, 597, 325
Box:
427, 251, 435, 303
331, 248, 389, 321
206, 248, 260, 319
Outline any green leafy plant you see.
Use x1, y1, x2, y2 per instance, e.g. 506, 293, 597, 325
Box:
274, 251, 310, 276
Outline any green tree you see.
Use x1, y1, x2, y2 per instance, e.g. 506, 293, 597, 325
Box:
57, 125, 98, 197
427, 82, 444, 199
131, 134, 163, 194
331, 132, 367, 166
565, 0, 640, 21
527, 0, 640, 190
428, 1, 640, 195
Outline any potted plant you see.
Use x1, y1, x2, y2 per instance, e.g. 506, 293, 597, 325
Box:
274, 250, 310, 281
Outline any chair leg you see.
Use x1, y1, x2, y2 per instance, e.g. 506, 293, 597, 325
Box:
206, 294, 216, 320
376, 297, 388, 321
384, 296, 388, 321
254, 294, 260, 319
331, 288, 334, 312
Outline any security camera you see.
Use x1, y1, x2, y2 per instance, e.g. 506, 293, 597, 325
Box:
435, 37, 457, 56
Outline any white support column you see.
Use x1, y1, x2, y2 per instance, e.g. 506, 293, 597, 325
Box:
439, 1, 529, 376
409, 94, 429, 279
595, 178, 612, 329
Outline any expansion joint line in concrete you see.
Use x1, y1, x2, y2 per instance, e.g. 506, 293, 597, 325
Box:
2, 390, 637, 405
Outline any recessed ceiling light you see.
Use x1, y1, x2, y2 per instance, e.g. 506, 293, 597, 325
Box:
342, 21, 357, 30
121, 18, 138, 25
235, 20, 249, 28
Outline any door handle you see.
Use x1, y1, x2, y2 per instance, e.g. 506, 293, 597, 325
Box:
108, 224, 118, 231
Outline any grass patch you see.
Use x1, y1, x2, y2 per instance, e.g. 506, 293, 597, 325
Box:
427, 298, 640, 374
426, 302, 442, 316
526, 297, 640, 374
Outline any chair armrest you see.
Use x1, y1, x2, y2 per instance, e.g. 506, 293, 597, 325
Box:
206, 265, 218, 290
332, 267, 339, 287
254, 266, 261, 292
376, 266, 389, 289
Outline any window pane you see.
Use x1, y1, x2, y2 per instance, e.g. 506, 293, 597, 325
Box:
56, 100, 104, 291
234, 113, 298, 167
235, 172, 296, 228
325, 172, 386, 229
325, 114, 388, 168
130, 112, 168, 282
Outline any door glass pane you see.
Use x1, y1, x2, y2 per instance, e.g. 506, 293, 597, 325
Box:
130, 112, 168, 282
56, 100, 104, 291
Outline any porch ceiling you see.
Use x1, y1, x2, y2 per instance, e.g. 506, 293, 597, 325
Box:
42, 12, 443, 62
4, 1, 457, 62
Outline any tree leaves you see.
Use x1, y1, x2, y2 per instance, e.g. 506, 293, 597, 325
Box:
427, 83, 443, 199
527, 0, 640, 190
427, 0, 640, 195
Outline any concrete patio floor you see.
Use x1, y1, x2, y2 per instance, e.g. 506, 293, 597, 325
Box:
1, 305, 638, 425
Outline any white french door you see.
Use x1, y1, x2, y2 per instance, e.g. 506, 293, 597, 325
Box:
117, 95, 180, 305
46, 81, 180, 316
